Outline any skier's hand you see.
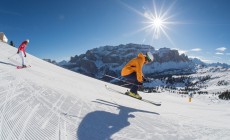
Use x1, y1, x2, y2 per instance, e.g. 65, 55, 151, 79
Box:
17, 51, 19, 54
138, 82, 144, 88
138, 82, 143, 85
24, 54, 26, 57
138, 82, 144, 90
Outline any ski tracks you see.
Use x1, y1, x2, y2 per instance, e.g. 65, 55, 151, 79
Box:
0, 68, 92, 140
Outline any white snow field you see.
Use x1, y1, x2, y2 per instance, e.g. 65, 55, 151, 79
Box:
0, 41, 230, 140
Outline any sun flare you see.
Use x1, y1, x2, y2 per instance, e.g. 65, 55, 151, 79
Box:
140, 0, 180, 46
153, 18, 163, 28
143, 10, 171, 40
120, 0, 178, 46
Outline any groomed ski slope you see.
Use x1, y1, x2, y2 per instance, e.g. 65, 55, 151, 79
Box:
0, 41, 230, 140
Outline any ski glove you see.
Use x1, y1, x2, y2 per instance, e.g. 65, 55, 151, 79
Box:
137, 82, 144, 90
138, 82, 143, 85
17, 50, 19, 54
24, 54, 26, 57
137, 82, 144, 88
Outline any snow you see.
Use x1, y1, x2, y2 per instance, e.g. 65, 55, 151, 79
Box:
190, 66, 230, 93
0, 41, 230, 140
144, 61, 195, 74
157, 48, 171, 57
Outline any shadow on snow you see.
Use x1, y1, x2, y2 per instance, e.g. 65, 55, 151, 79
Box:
77, 99, 159, 140
0, 61, 17, 67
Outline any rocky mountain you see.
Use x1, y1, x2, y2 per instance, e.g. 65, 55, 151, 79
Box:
59, 43, 196, 80
54, 43, 230, 94
43, 59, 57, 65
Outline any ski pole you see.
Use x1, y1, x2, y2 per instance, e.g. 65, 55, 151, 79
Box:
104, 74, 139, 86
8, 53, 17, 59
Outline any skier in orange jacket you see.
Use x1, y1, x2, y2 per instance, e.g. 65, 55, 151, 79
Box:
121, 52, 154, 99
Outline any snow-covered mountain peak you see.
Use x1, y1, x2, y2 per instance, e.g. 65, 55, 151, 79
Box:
64, 44, 195, 79
157, 47, 171, 56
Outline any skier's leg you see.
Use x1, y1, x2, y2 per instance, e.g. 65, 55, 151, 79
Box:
123, 72, 139, 93
22, 55, 26, 66
123, 72, 142, 99
19, 51, 24, 66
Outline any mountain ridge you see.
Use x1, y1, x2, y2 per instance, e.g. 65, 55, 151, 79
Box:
59, 43, 197, 78
52, 43, 230, 94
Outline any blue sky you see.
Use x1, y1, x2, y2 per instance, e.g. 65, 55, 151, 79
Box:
1, 0, 230, 64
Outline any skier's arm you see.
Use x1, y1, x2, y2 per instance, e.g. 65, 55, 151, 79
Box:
23, 49, 26, 57
17, 45, 21, 54
136, 62, 143, 83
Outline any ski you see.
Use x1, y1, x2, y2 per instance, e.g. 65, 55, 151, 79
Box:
105, 85, 161, 106
16, 65, 31, 69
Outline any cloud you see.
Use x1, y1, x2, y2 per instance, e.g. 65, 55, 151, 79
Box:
172, 48, 188, 54
201, 59, 211, 62
216, 47, 226, 52
178, 50, 188, 54
216, 52, 224, 55
189, 56, 200, 59
189, 56, 210, 62
191, 48, 202, 52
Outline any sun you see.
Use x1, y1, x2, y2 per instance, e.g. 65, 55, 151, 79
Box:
120, 0, 178, 45
144, 10, 170, 40
142, 1, 179, 44
153, 18, 163, 28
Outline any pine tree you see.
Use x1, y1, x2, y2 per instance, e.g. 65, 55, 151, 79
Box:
9, 41, 15, 47
219, 90, 230, 100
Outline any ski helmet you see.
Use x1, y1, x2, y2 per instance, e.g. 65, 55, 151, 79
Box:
26, 39, 29, 43
146, 52, 154, 62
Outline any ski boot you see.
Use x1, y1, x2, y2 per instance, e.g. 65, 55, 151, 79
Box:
125, 91, 142, 100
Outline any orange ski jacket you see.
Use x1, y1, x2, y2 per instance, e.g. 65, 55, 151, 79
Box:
121, 53, 145, 82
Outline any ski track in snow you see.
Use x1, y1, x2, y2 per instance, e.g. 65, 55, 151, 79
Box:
0, 69, 83, 139
1, 42, 230, 140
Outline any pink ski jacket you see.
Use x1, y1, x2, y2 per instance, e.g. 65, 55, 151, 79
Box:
18, 41, 28, 55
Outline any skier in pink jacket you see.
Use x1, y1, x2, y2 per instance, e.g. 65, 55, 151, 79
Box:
17, 39, 29, 67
